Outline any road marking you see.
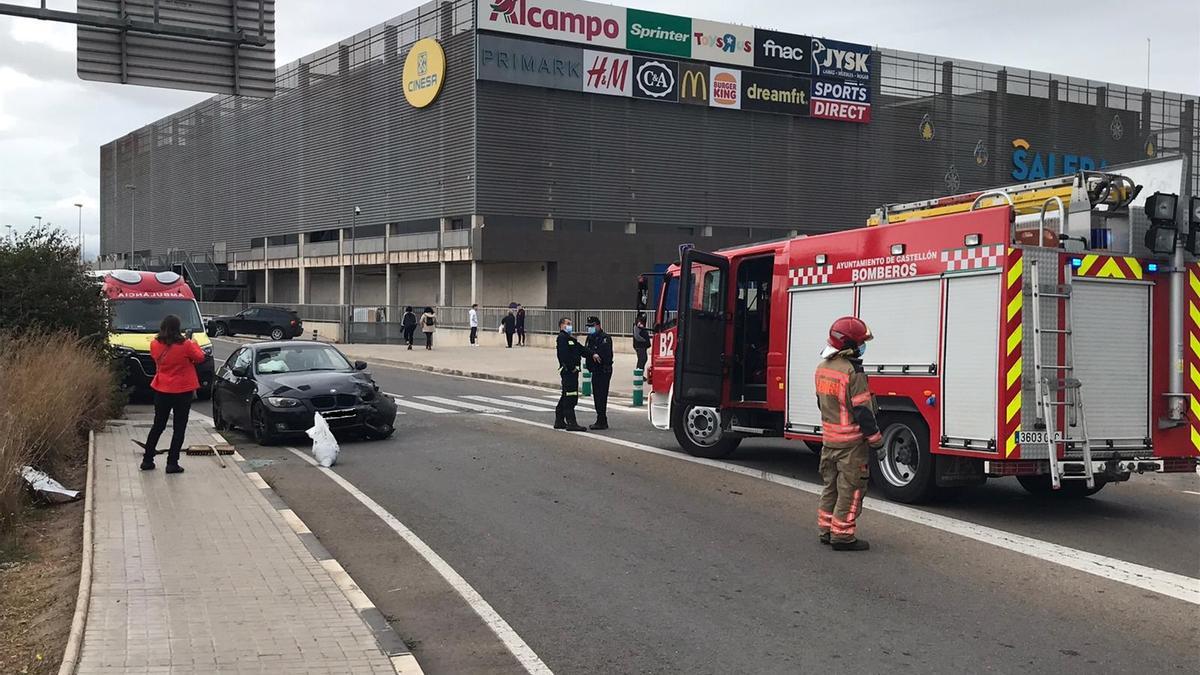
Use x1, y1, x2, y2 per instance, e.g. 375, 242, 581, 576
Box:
416, 395, 508, 413
1183, 490, 1200, 496
284, 446, 553, 674
464, 395, 556, 412
386, 395, 458, 414
484, 413, 1200, 606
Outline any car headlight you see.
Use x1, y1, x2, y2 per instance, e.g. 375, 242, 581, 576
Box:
264, 396, 302, 408
113, 346, 135, 357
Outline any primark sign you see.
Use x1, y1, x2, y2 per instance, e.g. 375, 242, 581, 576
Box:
476, 0, 872, 124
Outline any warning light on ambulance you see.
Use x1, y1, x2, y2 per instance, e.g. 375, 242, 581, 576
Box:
890, 244, 906, 255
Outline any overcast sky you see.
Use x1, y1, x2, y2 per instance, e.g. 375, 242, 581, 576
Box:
1, 0, 1196, 257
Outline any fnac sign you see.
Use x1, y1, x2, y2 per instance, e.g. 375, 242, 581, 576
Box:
1010, 138, 1108, 181
403, 38, 445, 108
480, 0, 624, 49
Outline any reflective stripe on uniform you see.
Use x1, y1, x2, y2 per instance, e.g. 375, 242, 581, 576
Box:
851, 391, 872, 406
563, 391, 579, 397
817, 510, 833, 527
830, 516, 856, 536
846, 489, 863, 523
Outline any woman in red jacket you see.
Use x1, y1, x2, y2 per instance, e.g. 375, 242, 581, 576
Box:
140, 315, 205, 473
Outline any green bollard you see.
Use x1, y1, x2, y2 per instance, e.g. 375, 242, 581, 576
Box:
582, 368, 592, 396
632, 368, 644, 407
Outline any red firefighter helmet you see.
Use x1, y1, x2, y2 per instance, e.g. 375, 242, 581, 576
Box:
828, 316, 874, 350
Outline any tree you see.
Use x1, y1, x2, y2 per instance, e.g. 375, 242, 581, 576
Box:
0, 227, 106, 345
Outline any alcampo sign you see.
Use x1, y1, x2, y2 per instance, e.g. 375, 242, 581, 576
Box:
480, 0, 625, 49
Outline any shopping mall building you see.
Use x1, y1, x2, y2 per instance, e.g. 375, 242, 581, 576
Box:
98, 0, 1198, 309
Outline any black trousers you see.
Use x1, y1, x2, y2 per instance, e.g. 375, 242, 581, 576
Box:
403, 326, 416, 346
635, 346, 648, 371
144, 390, 193, 465
424, 331, 434, 348
504, 330, 514, 348
555, 370, 580, 423
591, 370, 612, 422
469, 326, 478, 344
516, 329, 525, 345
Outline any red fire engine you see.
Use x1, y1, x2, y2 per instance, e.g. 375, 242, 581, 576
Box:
638, 158, 1199, 503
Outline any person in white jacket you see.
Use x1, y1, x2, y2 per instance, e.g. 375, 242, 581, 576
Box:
468, 304, 479, 346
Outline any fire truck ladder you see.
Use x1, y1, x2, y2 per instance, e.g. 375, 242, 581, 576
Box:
1029, 258, 1095, 489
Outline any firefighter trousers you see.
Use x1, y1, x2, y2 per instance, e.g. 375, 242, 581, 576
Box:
817, 442, 869, 543
555, 370, 580, 424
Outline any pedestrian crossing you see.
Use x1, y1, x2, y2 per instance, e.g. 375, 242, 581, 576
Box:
385, 392, 636, 416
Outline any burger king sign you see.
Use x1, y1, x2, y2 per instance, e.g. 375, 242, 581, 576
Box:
709, 67, 741, 110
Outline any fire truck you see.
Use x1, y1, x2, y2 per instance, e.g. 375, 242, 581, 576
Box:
638, 157, 1199, 502
101, 269, 215, 399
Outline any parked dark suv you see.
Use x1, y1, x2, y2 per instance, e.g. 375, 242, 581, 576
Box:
208, 307, 304, 341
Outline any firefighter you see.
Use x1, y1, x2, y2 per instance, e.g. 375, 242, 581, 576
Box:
556, 317, 598, 432
584, 316, 614, 430
815, 316, 884, 551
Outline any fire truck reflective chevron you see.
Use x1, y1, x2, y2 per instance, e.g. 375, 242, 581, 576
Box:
1075, 254, 1143, 280
1188, 264, 1200, 455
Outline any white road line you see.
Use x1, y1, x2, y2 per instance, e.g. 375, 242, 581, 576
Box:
416, 395, 509, 413
483, 413, 1200, 606
1183, 490, 1200, 496
386, 395, 458, 414
523, 395, 641, 415
284, 446, 553, 674
464, 395, 556, 412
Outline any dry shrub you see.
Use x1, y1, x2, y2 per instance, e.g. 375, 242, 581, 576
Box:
0, 332, 117, 532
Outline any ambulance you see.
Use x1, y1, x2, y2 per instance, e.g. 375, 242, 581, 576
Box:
639, 158, 1198, 502
102, 270, 214, 399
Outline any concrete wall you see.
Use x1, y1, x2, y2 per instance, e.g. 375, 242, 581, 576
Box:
479, 262, 547, 307
394, 265, 440, 308
307, 269, 342, 305
267, 269, 300, 304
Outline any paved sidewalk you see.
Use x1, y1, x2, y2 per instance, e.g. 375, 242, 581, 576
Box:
336, 342, 641, 392
78, 415, 401, 674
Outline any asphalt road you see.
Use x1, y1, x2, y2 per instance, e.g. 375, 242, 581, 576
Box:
171, 338, 1199, 673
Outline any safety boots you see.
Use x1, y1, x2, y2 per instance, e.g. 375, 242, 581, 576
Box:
831, 539, 870, 551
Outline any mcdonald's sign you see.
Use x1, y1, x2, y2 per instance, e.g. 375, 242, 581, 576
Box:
679, 62, 707, 105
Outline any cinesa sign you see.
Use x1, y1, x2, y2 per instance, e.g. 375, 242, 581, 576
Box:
479, 0, 625, 49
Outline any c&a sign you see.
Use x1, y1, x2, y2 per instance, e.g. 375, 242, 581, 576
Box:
480, 0, 625, 49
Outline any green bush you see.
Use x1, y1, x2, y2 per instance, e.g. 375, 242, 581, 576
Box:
0, 227, 106, 347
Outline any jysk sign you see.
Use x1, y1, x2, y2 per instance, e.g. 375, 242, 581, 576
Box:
477, 33, 582, 92
626, 8, 691, 58
753, 29, 812, 74
810, 38, 870, 83
632, 57, 678, 102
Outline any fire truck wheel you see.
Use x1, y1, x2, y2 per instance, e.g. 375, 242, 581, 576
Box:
673, 404, 741, 459
872, 415, 935, 503
1016, 475, 1107, 498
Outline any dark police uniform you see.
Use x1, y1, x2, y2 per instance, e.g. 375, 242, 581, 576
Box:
585, 319, 614, 429
555, 328, 594, 430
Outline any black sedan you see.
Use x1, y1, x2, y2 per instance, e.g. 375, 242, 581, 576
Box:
212, 341, 396, 445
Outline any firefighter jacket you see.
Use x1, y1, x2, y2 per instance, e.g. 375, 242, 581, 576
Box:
557, 331, 593, 374
814, 352, 884, 449
585, 329, 613, 374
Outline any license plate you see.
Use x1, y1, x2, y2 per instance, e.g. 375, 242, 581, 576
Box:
1016, 430, 1063, 444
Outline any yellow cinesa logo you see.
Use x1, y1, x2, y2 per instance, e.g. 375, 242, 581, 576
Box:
403, 38, 445, 108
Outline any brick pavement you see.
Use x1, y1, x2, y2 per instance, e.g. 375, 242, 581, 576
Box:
77, 416, 400, 675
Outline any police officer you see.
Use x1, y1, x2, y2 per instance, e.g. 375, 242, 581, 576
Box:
815, 316, 883, 551
584, 316, 614, 430
555, 317, 598, 432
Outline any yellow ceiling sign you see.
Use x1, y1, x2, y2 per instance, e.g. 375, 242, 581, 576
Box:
403, 38, 446, 108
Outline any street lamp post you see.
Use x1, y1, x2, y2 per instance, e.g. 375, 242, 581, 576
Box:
350, 206, 360, 318
74, 203, 84, 264
124, 184, 136, 267
34, 215, 41, 231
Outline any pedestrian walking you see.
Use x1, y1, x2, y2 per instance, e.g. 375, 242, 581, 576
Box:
469, 303, 479, 346
138, 315, 205, 474
500, 308, 516, 348
555, 317, 598, 432
515, 304, 526, 346
633, 313, 652, 371
421, 306, 437, 350
585, 316, 614, 430
401, 306, 417, 350
815, 316, 883, 552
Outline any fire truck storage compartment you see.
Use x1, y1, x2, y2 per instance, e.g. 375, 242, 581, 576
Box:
857, 278, 941, 374
786, 286, 855, 431
941, 273, 1001, 443
1071, 278, 1151, 448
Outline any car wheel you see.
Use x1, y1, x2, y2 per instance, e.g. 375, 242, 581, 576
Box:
1016, 474, 1107, 498
212, 400, 229, 431
672, 403, 740, 459
251, 400, 276, 446
871, 414, 935, 503
270, 326, 286, 341
213, 322, 228, 337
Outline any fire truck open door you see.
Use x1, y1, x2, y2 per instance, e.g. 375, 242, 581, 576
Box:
674, 250, 730, 408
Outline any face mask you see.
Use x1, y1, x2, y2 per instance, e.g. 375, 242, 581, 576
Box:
563, 325, 573, 334
587, 326, 597, 334
857, 343, 868, 357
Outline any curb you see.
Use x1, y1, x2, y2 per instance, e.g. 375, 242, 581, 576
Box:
230, 447, 424, 675
57, 429, 96, 675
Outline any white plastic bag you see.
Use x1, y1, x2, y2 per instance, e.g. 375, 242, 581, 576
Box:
20, 466, 81, 503
305, 413, 340, 468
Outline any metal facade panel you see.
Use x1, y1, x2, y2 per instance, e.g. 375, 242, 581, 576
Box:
942, 273, 1001, 441
786, 286, 855, 430
1071, 280, 1151, 444
78, 0, 276, 98
857, 278, 941, 370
